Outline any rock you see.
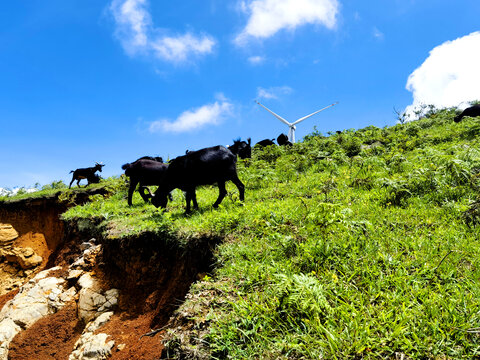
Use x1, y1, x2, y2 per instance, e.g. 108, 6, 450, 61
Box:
60, 287, 78, 303
0, 224, 18, 246
69, 333, 114, 360
72, 257, 86, 268
82, 333, 115, 359
79, 239, 96, 251
0, 318, 21, 344
68, 269, 84, 280
0, 271, 71, 360
86, 312, 113, 333
4, 247, 43, 269
78, 274, 100, 292
77, 274, 119, 323
0, 318, 21, 360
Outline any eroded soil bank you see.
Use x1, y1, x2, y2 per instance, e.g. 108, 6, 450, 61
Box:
0, 191, 221, 360
0, 189, 109, 295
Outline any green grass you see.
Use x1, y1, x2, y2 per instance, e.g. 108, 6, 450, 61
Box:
59, 108, 480, 358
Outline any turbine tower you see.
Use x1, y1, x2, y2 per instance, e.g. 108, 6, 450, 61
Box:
255, 101, 338, 143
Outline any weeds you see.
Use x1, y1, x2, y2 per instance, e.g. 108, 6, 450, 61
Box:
22, 107, 480, 358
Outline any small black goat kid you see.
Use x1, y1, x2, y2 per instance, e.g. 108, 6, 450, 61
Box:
454, 105, 480, 123
122, 157, 169, 206
277, 133, 293, 146
255, 139, 275, 147
151, 145, 245, 213
69, 163, 104, 188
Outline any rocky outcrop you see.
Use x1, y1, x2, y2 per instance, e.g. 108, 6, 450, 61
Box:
0, 224, 18, 246
0, 223, 44, 295
77, 273, 119, 323
69, 312, 115, 360
0, 238, 120, 360
0, 267, 76, 359
4, 246, 43, 269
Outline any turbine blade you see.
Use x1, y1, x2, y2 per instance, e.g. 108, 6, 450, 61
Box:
291, 102, 339, 126
255, 101, 292, 126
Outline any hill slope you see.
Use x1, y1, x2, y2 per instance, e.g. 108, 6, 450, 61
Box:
6, 108, 480, 359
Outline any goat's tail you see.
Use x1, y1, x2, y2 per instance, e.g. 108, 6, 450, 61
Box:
69, 170, 74, 173
122, 162, 133, 176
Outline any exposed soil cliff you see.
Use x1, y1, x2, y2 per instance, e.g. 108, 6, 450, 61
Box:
0, 190, 220, 360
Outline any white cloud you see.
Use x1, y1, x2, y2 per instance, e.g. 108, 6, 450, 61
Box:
235, 0, 339, 45
110, 0, 151, 55
149, 95, 233, 133
257, 86, 293, 100
405, 31, 480, 118
373, 27, 384, 41
110, 0, 216, 63
247, 55, 266, 65
151, 33, 216, 63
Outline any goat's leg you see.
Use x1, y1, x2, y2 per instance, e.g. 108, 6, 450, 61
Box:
213, 181, 227, 208
145, 186, 155, 198
185, 191, 193, 213
69, 177, 75, 189
139, 185, 152, 203
127, 179, 138, 206
191, 189, 198, 210
231, 175, 245, 201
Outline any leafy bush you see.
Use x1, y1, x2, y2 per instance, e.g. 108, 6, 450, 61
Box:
342, 137, 362, 157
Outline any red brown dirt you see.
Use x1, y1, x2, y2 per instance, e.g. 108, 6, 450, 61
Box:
0, 197, 65, 252
98, 313, 165, 360
13, 231, 51, 267
0, 289, 18, 309
96, 288, 175, 360
95, 259, 201, 360
8, 302, 83, 360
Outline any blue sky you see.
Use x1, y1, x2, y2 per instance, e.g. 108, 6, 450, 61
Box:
1, 0, 479, 188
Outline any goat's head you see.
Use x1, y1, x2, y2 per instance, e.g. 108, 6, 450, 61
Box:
151, 191, 169, 209
95, 162, 105, 172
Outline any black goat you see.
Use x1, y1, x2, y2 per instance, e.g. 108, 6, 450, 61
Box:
228, 138, 251, 159
135, 156, 164, 162
151, 145, 245, 213
122, 157, 169, 206
255, 139, 275, 147
454, 105, 480, 123
86, 173, 101, 185
69, 163, 104, 188
277, 133, 292, 146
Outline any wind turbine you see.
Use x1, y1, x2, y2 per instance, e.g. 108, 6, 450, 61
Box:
255, 100, 338, 143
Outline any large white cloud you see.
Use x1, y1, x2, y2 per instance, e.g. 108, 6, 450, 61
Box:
235, 0, 339, 45
149, 95, 233, 133
405, 31, 480, 118
110, 0, 216, 63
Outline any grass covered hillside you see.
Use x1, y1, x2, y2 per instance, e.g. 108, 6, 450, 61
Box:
59, 109, 480, 358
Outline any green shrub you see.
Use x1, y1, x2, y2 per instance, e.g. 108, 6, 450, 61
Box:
342, 137, 362, 157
